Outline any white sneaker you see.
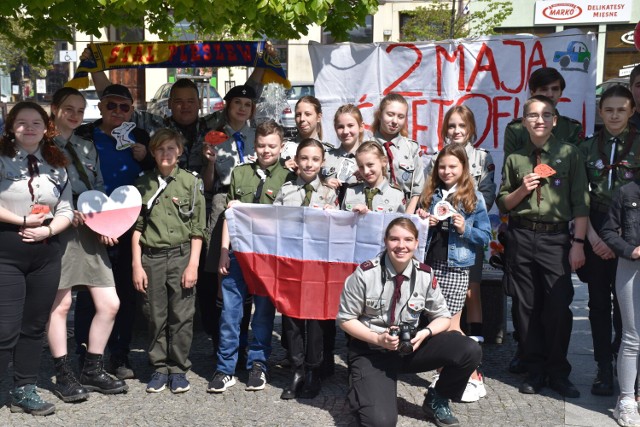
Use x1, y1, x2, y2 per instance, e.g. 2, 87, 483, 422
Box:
460, 380, 480, 402
614, 397, 640, 427
469, 336, 485, 344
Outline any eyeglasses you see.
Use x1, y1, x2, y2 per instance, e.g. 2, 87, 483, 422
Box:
524, 112, 555, 121
106, 102, 132, 113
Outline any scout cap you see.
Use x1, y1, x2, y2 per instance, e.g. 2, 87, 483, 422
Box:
224, 85, 256, 102
101, 84, 133, 102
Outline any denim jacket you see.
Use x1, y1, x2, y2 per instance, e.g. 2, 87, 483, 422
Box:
425, 188, 492, 268
600, 180, 640, 260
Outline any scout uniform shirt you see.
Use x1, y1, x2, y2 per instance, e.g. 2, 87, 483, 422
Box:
227, 159, 296, 205
342, 178, 405, 213
337, 254, 451, 338
580, 126, 640, 212
135, 166, 206, 248
426, 142, 497, 210
323, 146, 359, 185
373, 133, 425, 199
497, 135, 590, 222
0, 146, 73, 221
54, 134, 105, 196
213, 123, 256, 190
273, 175, 338, 208
504, 111, 584, 158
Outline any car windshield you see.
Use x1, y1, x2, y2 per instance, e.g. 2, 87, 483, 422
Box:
286, 86, 313, 101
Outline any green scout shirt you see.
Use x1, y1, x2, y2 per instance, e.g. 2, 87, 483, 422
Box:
580, 126, 640, 209
503, 110, 584, 158
226, 159, 296, 205
135, 166, 206, 248
497, 135, 590, 222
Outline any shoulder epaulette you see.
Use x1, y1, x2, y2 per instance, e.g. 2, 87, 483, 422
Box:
360, 259, 377, 271
507, 117, 523, 126
322, 142, 335, 152
416, 262, 431, 273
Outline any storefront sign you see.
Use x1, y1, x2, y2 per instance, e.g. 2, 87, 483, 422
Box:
535, 0, 632, 25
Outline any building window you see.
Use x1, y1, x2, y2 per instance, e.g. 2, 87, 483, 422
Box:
322, 15, 373, 44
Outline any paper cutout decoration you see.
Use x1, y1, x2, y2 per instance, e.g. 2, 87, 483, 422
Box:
336, 158, 358, 183
112, 122, 137, 150
204, 130, 228, 145
226, 205, 429, 319
77, 185, 142, 239
31, 204, 51, 215
433, 200, 457, 221
534, 164, 557, 178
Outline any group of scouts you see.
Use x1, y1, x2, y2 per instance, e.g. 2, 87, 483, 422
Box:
0, 49, 639, 427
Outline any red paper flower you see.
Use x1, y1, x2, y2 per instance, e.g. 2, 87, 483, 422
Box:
205, 130, 228, 145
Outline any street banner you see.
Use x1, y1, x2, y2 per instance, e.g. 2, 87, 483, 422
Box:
226, 204, 428, 320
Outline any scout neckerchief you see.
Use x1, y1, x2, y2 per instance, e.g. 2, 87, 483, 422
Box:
597, 126, 636, 190
253, 166, 269, 204
364, 187, 380, 210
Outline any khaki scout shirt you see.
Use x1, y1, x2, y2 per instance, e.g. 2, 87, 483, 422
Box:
373, 133, 425, 198
580, 127, 640, 208
323, 146, 359, 185
497, 135, 590, 222
273, 175, 338, 208
503, 110, 584, 158
342, 179, 405, 213
54, 134, 105, 194
213, 123, 256, 188
227, 159, 296, 205
135, 166, 206, 248
0, 146, 74, 221
337, 254, 451, 336
426, 142, 497, 211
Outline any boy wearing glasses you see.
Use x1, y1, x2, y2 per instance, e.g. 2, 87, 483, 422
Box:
504, 67, 584, 158
74, 84, 154, 380
497, 95, 589, 398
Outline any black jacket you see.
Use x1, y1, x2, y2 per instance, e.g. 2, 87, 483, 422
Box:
600, 179, 640, 260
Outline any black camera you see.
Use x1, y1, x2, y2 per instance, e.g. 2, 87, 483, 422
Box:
389, 323, 416, 355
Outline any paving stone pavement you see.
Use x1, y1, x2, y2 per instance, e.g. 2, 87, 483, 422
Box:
0, 277, 622, 426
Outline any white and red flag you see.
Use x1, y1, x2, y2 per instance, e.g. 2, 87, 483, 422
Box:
226, 205, 428, 320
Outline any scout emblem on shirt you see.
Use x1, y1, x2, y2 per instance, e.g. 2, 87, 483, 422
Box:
400, 163, 411, 181
594, 159, 605, 170
112, 122, 136, 150
553, 178, 562, 187
433, 200, 456, 221
336, 158, 357, 183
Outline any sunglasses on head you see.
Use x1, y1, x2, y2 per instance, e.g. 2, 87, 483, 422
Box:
106, 102, 131, 113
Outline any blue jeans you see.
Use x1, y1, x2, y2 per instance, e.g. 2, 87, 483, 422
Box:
247, 295, 275, 370
216, 253, 273, 374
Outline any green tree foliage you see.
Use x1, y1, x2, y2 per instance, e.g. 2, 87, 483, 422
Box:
0, 21, 54, 76
0, 0, 379, 67
401, 0, 513, 42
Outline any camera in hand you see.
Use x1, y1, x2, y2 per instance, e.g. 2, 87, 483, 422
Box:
389, 323, 416, 355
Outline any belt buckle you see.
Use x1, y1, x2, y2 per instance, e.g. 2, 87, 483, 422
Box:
533, 222, 543, 232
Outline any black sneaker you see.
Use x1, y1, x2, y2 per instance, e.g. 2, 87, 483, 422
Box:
246, 362, 267, 391
207, 371, 236, 393
422, 388, 460, 427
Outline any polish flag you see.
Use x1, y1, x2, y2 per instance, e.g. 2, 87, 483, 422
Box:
226, 205, 428, 319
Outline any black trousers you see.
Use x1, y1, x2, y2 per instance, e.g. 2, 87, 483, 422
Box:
75, 230, 136, 357
347, 332, 481, 427
506, 226, 574, 377
583, 210, 622, 364
0, 229, 61, 386
282, 315, 329, 369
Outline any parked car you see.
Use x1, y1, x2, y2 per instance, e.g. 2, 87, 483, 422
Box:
79, 86, 101, 123
281, 83, 315, 137
146, 78, 224, 118
595, 77, 629, 129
